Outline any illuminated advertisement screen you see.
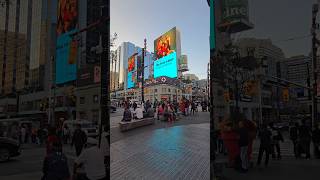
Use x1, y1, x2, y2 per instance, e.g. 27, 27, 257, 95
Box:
128, 55, 135, 72
127, 71, 136, 89
56, 0, 78, 84
154, 27, 177, 60
154, 52, 178, 78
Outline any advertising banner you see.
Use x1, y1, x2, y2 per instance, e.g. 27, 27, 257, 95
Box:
221, 0, 249, 23
219, 0, 253, 33
127, 71, 136, 89
56, 0, 79, 84
154, 27, 177, 60
144, 76, 180, 87
153, 52, 178, 78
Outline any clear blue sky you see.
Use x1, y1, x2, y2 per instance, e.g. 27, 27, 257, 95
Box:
111, 0, 210, 79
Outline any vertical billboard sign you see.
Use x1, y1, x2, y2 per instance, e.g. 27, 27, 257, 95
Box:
127, 55, 136, 89
56, 0, 79, 84
153, 27, 178, 79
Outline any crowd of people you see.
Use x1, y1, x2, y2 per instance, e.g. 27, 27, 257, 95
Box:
215, 116, 320, 174
121, 99, 209, 122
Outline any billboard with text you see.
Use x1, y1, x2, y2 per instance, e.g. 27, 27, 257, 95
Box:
154, 52, 178, 78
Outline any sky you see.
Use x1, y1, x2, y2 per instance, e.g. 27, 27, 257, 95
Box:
238, 0, 316, 57
111, 0, 210, 79
111, 0, 318, 79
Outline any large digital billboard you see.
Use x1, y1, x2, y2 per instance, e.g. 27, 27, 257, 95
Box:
127, 71, 136, 89
56, 0, 78, 84
154, 52, 178, 78
154, 27, 177, 60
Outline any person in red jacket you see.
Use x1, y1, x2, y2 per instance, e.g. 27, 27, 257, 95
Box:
46, 127, 60, 156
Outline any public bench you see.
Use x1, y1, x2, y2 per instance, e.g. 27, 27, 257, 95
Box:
119, 117, 155, 132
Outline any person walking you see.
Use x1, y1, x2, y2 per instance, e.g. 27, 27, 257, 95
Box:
42, 141, 70, 180
184, 100, 189, 116
257, 124, 272, 167
46, 127, 60, 156
237, 121, 249, 173
73, 138, 107, 180
71, 124, 88, 157
63, 125, 71, 144
312, 124, 320, 159
290, 123, 299, 158
191, 101, 196, 115
20, 125, 26, 144
270, 122, 284, 160
298, 119, 312, 159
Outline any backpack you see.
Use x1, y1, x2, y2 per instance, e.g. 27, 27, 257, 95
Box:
43, 152, 70, 180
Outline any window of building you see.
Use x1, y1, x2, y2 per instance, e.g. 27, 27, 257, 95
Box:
93, 95, 99, 103
168, 88, 171, 92
80, 97, 85, 104
154, 88, 158, 93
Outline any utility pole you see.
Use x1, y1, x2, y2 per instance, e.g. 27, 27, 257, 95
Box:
141, 39, 146, 103
208, 0, 216, 178
312, 3, 319, 129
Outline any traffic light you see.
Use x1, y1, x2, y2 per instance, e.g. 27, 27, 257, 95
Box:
283, 88, 289, 102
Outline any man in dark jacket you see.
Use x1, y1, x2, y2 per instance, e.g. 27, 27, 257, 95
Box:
298, 119, 312, 159
71, 124, 87, 156
290, 123, 299, 158
257, 124, 272, 167
237, 121, 249, 173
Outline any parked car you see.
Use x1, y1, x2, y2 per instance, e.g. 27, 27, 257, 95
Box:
110, 105, 117, 113
62, 120, 98, 138
0, 137, 21, 162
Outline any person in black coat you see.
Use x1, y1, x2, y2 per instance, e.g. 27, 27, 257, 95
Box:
71, 124, 87, 157
257, 124, 272, 167
312, 124, 320, 158
290, 123, 299, 158
298, 119, 312, 159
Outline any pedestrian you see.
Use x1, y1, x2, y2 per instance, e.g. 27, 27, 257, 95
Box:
257, 124, 272, 167
42, 141, 70, 180
122, 105, 132, 122
312, 123, 320, 159
269, 122, 284, 160
63, 125, 71, 144
290, 122, 299, 158
298, 119, 312, 159
237, 121, 249, 173
20, 125, 26, 144
100, 126, 110, 176
191, 101, 196, 115
73, 138, 107, 180
71, 124, 88, 157
133, 102, 137, 111
46, 127, 60, 156
184, 100, 189, 116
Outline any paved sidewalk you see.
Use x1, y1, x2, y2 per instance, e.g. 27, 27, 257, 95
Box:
111, 123, 210, 180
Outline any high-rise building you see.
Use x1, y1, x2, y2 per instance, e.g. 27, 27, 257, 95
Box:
183, 74, 199, 81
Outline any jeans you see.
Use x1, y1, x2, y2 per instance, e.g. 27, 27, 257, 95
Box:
272, 143, 281, 159
300, 138, 311, 158
240, 146, 249, 170
292, 139, 298, 157
75, 145, 84, 157
257, 145, 270, 166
